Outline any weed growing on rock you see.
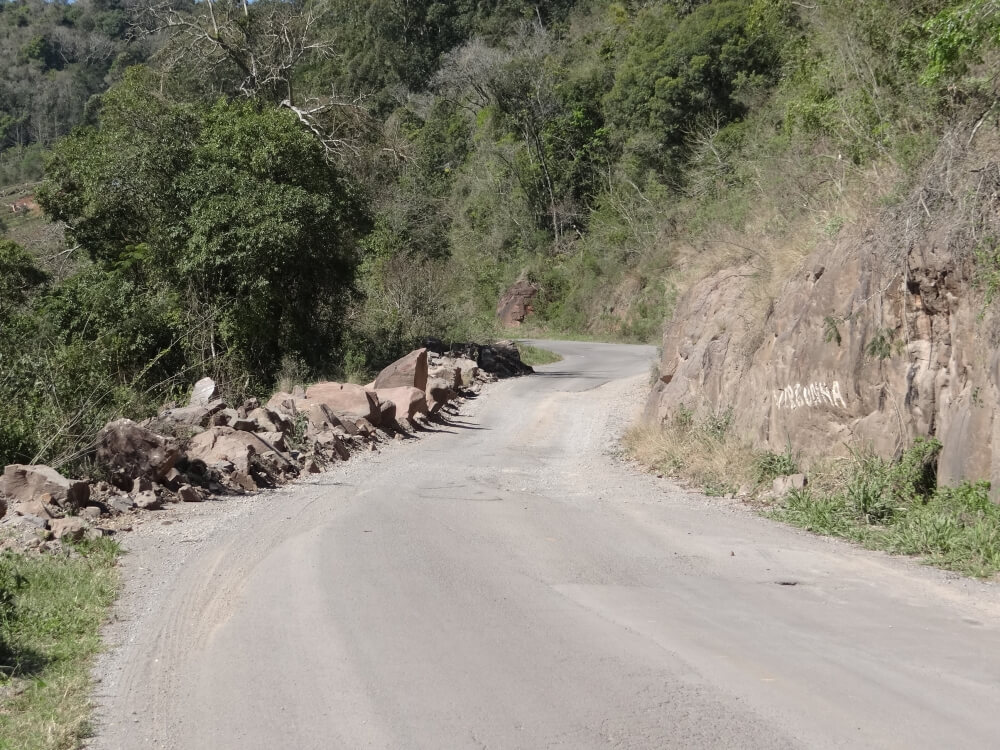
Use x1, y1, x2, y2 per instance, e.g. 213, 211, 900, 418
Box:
753, 446, 799, 488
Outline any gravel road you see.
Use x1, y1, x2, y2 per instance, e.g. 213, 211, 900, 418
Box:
89, 340, 1000, 749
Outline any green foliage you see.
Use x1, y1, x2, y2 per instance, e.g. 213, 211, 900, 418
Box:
823, 315, 842, 346
606, 0, 792, 179
0, 540, 120, 749
923, 0, 1000, 83
865, 327, 896, 360
0, 239, 46, 317
772, 438, 1000, 578
40, 69, 367, 393
753, 445, 799, 486
0, 0, 144, 177
973, 235, 1000, 307
517, 344, 562, 366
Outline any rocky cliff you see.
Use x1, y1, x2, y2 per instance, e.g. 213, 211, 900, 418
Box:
646, 124, 1000, 494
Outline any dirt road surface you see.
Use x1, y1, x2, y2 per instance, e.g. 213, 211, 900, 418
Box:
90, 341, 1000, 749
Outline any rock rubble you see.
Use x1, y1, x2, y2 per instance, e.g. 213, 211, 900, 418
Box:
0, 342, 534, 553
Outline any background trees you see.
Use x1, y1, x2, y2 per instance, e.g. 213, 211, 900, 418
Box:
1, 0, 997, 467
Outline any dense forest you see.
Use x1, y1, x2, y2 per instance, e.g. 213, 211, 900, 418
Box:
1, 0, 998, 468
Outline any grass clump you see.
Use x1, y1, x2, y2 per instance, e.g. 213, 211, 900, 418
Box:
774, 438, 1000, 578
625, 407, 756, 497
753, 445, 799, 487
626, 408, 804, 497
517, 344, 563, 367
0, 539, 120, 749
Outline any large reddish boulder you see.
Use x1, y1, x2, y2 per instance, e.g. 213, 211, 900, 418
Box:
497, 279, 538, 327
96, 419, 181, 490
304, 382, 381, 425
376, 387, 430, 421
426, 378, 458, 414
374, 349, 428, 392
185, 427, 283, 474
0, 464, 90, 509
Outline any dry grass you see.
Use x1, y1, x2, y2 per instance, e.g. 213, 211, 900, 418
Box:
624, 414, 758, 496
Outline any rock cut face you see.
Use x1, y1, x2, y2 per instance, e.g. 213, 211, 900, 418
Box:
645, 201, 1000, 496
497, 279, 539, 328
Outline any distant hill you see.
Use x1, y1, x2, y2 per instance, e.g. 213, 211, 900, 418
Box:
0, 0, 145, 186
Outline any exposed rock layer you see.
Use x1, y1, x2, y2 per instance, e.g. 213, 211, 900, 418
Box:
646, 128, 1000, 495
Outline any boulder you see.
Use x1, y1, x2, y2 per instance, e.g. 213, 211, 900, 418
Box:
185, 427, 282, 474
374, 349, 428, 392
211, 408, 239, 427
429, 364, 462, 389
0, 464, 89, 509
375, 387, 430, 421
377, 398, 396, 426
455, 357, 480, 385
426, 378, 458, 414
158, 400, 225, 429
772, 474, 807, 496
312, 430, 350, 460
353, 418, 376, 438
11, 499, 55, 519
304, 382, 381, 425
257, 431, 289, 451
177, 484, 206, 503
96, 419, 181, 490
49, 516, 89, 542
479, 341, 533, 378
248, 407, 293, 434
229, 471, 258, 492
189, 377, 220, 407
133, 490, 162, 510
265, 392, 298, 416
497, 278, 539, 327
301, 401, 346, 432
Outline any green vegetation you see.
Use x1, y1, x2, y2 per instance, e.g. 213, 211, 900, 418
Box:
626, 406, 757, 497
517, 344, 563, 366
774, 439, 1000, 578
0, 0, 144, 184
1, 0, 998, 471
0, 540, 120, 749
631, 418, 1000, 578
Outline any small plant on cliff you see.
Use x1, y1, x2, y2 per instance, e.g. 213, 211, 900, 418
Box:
753, 445, 799, 487
823, 316, 842, 346
865, 328, 896, 361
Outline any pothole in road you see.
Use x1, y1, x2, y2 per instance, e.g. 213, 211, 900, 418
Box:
774, 580, 800, 586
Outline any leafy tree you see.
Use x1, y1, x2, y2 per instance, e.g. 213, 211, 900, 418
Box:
0, 239, 47, 319
40, 67, 368, 390
605, 0, 790, 179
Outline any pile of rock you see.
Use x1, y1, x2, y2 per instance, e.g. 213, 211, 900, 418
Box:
0, 343, 531, 552
425, 339, 533, 380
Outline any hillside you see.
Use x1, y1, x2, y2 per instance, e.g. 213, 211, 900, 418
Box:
1, 0, 999, 482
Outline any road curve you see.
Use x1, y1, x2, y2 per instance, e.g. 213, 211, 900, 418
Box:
92, 340, 1000, 749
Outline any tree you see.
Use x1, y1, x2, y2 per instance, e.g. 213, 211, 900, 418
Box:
39, 67, 368, 388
